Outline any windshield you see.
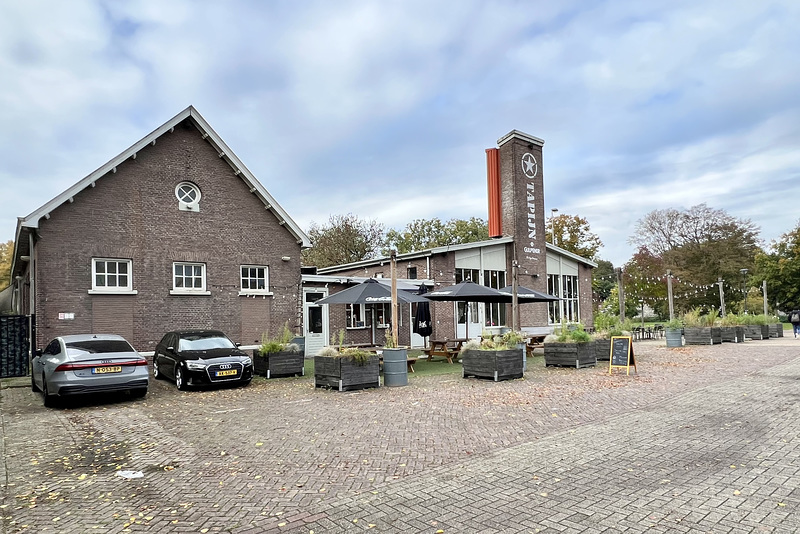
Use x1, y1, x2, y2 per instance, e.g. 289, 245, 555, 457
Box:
178, 334, 235, 351
65, 340, 135, 355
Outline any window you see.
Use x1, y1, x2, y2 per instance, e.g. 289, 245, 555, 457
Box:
483, 269, 507, 327
91, 258, 134, 293
240, 265, 270, 294
374, 303, 391, 327
171, 262, 208, 295
347, 304, 367, 328
562, 274, 579, 323
547, 274, 578, 324
455, 268, 479, 284
407, 266, 417, 279
548, 274, 561, 324
175, 182, 201, 203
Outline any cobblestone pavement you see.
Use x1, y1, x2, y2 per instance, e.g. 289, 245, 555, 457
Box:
1, 338, 799, 533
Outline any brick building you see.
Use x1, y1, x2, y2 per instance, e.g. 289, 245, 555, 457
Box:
9, 106, 310, 351
302, 130, 595, 355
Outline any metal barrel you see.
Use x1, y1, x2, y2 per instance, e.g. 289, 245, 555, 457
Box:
382, 348, 408, 387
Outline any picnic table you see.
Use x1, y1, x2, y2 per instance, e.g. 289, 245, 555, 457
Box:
423, 338, 468, 364
525, 334, 547, 357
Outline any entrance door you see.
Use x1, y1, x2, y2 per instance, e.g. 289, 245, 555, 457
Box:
455, 302, 481, 339
303, 289, 328, 358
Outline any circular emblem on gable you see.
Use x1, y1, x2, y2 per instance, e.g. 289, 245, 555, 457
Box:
521, 153, 538, 179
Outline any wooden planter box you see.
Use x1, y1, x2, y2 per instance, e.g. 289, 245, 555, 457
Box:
314, 354, 380, 391
769, 324, 784, 338
461, 348, 524, 381
594, 339, 612, 361
743, 325, 770, 340
683, 327, 722, 345
719, 326, 745, 343
253, 350, 304, 378
544, 342, 596, 368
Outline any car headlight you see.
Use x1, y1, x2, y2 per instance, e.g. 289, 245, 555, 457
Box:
241, 357, 252, 366
185, 360, 207, 370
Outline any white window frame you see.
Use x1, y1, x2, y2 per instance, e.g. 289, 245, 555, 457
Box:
346, 303, 368, 329
88, 258, 137, 295
238, 265, 272, 296
170, 262, 210, 295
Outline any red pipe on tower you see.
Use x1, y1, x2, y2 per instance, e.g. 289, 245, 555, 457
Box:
486, 148, 501, 237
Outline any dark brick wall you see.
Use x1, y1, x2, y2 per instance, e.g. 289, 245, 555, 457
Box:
33, 119, 302, 351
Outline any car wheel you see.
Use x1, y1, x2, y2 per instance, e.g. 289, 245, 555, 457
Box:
175, 365, 188, 391
42, 375, 57, 408
31, 373, 39, 392
131, 388, 147, 399
153, 358, 162, 380
241, 378, 252, 388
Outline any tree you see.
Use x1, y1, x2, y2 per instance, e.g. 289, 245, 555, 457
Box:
622, 247, 669, 318
630, 204, 761, 311
301, 214, 385, 268
546, 214, 603, 260
385, 217, 489, 254
592, 259, 615, 304
0, 240, 12, 291
754, 222, 800, 311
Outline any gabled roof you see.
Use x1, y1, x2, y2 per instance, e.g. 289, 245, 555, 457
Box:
12, 106, 311, 277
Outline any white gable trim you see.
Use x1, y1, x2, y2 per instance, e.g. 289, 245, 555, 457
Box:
18, 106, 311, 248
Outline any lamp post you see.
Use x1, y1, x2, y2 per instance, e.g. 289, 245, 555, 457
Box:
740, 268, 749, 314
550, 208, 559, 245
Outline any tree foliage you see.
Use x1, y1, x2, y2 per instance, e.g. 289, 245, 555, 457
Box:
622, 247, 669, 318
0, 240, 12, 291
301, 214, 385, 268
385, 217, 488, 254
629, 204, 761, 312
592, 259, 615, 304
754, 222, 800, 311
546, 214, 603, 260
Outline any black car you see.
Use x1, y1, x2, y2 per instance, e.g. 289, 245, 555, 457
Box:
153, 330, 253, 390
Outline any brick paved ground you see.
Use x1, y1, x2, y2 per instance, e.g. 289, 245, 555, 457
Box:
1, 338, 799, 533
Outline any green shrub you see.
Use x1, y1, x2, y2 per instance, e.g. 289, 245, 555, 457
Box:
259, 321, 299, 356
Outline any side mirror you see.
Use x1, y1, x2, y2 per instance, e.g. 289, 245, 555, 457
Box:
34, 349, 43, 357
235, 342, 241, 347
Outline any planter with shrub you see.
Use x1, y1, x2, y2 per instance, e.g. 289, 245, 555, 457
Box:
254, 323, 304, 378
314, 347, 380, 391
544, 324, 596, 368
459, 331, 525, 381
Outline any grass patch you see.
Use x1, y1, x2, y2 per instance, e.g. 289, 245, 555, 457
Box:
406, 350, 463, 378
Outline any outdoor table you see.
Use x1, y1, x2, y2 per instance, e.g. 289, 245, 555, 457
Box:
424, 338, 467, 364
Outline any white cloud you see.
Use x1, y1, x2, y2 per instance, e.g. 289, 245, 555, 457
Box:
1, 0, 800, 275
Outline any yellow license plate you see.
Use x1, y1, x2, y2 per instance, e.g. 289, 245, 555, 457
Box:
216, 369, 238, 377
93, 366, 122, 374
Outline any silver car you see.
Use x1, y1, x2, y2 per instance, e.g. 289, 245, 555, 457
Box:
31, 334, 149, 407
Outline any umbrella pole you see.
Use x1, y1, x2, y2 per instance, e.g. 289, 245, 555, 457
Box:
391, 250, 398, 346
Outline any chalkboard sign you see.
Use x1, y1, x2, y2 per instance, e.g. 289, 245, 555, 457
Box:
609, 336, 636, 375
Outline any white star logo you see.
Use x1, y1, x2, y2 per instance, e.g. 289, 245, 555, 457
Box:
521, 153, 537, 179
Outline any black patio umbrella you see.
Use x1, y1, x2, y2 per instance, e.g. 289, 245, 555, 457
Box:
413, 284, 433, 338
498, 285, 560, 302
314, 278, 430, 305
424, 281, 513, 339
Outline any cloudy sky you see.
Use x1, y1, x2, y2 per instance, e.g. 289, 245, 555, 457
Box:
2, 0, 799, 266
